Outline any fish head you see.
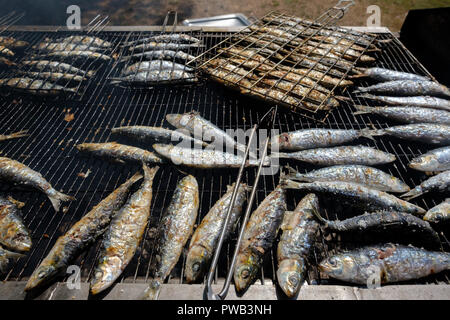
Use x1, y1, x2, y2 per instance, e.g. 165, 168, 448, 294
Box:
271, 133, 290, 150
166, 114, 185, 129
233, 251, 260, 294
408, 155, 436, 171
319, 254, 357, 281
185, 245, 209, 283
276, 259, 305, 298
11, 232, 32, 252
90, 257, 122, 295
25, 264, 57, 291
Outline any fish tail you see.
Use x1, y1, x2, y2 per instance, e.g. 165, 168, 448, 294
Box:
285, 165, 309, 181
401, 187, 425, 201
309, 206, 327, 224
281, 179, 304, 190
48, 190, 75, 212
142, 163, 160, 179
359, 128, 378, 141
353, 105, 373, 115
142, 279, 162, 300
352, 87, 368, 94
9, 130, 29, 139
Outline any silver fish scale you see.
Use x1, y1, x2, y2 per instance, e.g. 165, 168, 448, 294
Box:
355, 105, 450, 124
360, 94, 450, 112
356, 80, 450, 97
378, 124, 450, 145
362, 68, 430, 82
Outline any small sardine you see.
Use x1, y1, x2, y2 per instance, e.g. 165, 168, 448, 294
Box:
33, 42, 102, 52
372, 124, 450, 145
24, 72, 85, 83
353, 105, 450, 124
409, 146, 450, 172
0, 196, 31, 252
402, 170, 450, 200
133, 42, 203, 51
0, 45, 14, 57
268, 69, 353, 89
424, 199, 450, 223
124, 33, 201, 46
39, 50, 111, 61
0, 36, 28, 49
110, 70, 196, 84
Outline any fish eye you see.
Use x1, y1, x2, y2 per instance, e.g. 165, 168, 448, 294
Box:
192, 262, 201, 272
241, 269, 250, 279
38, 271, 47, 279
288, 275, 299, 287
328, 257, 337, 266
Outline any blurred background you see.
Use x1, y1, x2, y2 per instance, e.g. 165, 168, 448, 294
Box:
0, 0, 449, 30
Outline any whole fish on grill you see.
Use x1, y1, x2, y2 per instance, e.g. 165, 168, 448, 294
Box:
271, 128, 375, 151
76, 142, 165, 164
22, 60, 95, 77
402, 170, 450, 201
204, 58, 258, 80
0, 130, 28, 142
33, 42, 102, 52
152, 144, 256, 168
424, 199, 450, 223
353, 105, 450, 125
90, 165, 159, 295
25, 173, 143, 291
133, 42, 203, 51
358, 94, 450, 112
110, 70, 196, 84
263, 70, 331, 94
286, 165, 410, 193
283, 180, 425, 215
268, 69, 353, 89
124, 33, 201, 46
143, 175, 199, 300
53, 35, 112, 48
0, 36, 28, 49
350, 67, 430, 82
111, 126, 208, 147
248, 25, 300, 43
354, 80, 450, 98
372, 124, 450, 145
319, 244, 450, 285
120, 50, 196, 63
260, 79, 339, 107
303, 40, 375, 63
234, 186, 286, 294
226, 57, 276, 73
272, 146, 396, 166
203, 66, 254, 89
0, 246, 23, 274
0, 78, 78, 96
217, 47, 276, 64
277, 193, 320, 298
23, 72, 85, 83
166, 111, 252, 157
121, 61, 193, 76
185, 183, 248, 283
0, 196, 31, 252
0, 45, 14, 57
313, 210, 440, 245
285, 54, 348, 78
0, 157, 74, 212
409, 146, 450, 172
36, 50, 111, 61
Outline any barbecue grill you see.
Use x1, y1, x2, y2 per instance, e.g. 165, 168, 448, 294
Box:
0, 12, 449, 300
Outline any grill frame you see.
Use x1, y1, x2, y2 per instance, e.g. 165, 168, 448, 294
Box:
0, 25, 449, 300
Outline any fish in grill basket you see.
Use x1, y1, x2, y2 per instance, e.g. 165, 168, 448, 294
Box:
268, 69, 353, 89
123, 33, 201, 46
272, 145, 396, 166
33, 42, 103, 52
90, 165, 159, 295
0, 56, 16, 67
0, 130, 28, 142
52, 35, 112, 48
319, 244, 450, 285
142, 174, 199, 300
424, 199, 450, 223
234, 185, 286, 295
21, 72, 86, 84
76, 142, 166, 165
401, 170, 450, 201
24, 172, 143, 291
120, 50, 196, 63
185, 183, 248, 283
121, 60, 193, 76
0, 36, 28, 49
353, 105, 450, 125
277, 193, 319, 298
0, 246, 23, 274
285, 165, 410, 193
409, 146, 450, 172
350, 67, 431, 82
354, 80, 450, 98
0, 157, 74, 212
110, 70, 196, 84
35, 50, 112, 61
22, 60, 96, 78
357, 94, 450, 112
132, 41, 203, 52
0, 45, 14, 57
0, 77, 79, 96
271, 128, 376, 151
282, 179, 425, 215
370, 124, 450, 145
0, 196, 31, 252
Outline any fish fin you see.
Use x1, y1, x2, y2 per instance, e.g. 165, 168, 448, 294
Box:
353, 105, 373, 115
48, 190, 75, 212
355, 93, 377, 100
359, 128, 378, 141
142, 279, 162, 300
0, 250, 24, 273
401, 187, 424, 201
9, 130, 29, 139
309, 206, 327, 224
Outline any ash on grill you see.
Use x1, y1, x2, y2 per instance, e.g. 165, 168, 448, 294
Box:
193, 10, 379, 123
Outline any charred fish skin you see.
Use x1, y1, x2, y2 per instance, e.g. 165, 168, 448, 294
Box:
315, 210, 440, 245
353, 105, 450, 125
283, 180, 426, 215
0, 246, 23, 274
24, 173, 143, 291
409, 146, 450, 172
143, 175, 199, 300
277, 194, 319, 298
90, 165, 159, 295
358, 94, 450, 112
351, 68, 430, 82
0, 196, 31, 252
319, 244, 450, 285
271, 129, 375, 151
286, 165, 410, 193
76, 142, 165, 165
0, 157, 73, 212
234, 186, 286, 295
273, 146, 396, 166
373, 124, 450, 145
354, 80, 450, 98
185, 183, 248, 283
424, 199, 450, 223
111, 126, 208, 147
402, 170, 450, 201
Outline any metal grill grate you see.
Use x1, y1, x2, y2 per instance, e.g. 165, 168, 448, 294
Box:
0, 29, 449, 292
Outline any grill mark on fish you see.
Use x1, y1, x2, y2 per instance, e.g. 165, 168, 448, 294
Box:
124, 33, 201, 46
22, 60, 95, 77
268, 69, 353, 88
132, 42, 203, 51
0, 36, 28, 49
53, 35, 111, 48
120, 50, 196, 62
110, 70, 196, 84
0, 77, 78, 96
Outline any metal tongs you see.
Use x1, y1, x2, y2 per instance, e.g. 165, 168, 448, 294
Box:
204, 107, 277, 300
